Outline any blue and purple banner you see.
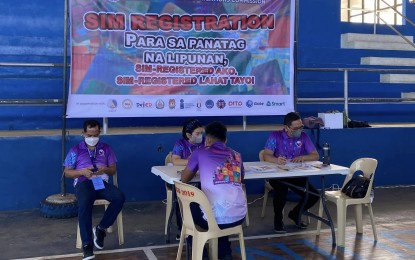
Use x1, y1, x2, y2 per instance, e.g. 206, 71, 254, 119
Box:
67, 0, 294, 117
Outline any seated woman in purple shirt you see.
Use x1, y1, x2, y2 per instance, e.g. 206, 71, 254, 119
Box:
172, 118, 204, 166
171, 118, 204, 240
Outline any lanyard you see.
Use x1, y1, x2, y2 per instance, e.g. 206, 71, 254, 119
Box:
88, 148, 98, 172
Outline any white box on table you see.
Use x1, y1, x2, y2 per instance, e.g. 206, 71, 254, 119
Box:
318, 113, 343, 129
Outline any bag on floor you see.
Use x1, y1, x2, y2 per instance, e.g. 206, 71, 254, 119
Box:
341, 174, 371, 198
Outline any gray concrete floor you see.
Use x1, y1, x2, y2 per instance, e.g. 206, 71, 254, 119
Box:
1, 186, 414, 260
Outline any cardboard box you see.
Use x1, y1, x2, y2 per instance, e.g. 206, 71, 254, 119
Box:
318, 112, 343, 129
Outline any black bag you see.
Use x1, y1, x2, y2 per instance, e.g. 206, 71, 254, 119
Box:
341, 174, 371, 198
348, 120, 371, 128
303, 117, 324, 149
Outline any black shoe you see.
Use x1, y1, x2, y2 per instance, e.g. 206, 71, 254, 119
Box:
274, 224, 287, 234
93, 225, 106, 249
176, 234, 181, 241
82, 244, 95, 260
219, 254, 233, 260
288, 211, 308, 229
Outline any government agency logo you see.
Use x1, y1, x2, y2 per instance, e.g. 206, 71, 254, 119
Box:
122, 99, 133, 109
168, 99, 176, 109
107, 99, 117, 109
205, 99, 214, 109
216, 99, 226, 109
246, 100, 253, 108
155, 99, 165, 109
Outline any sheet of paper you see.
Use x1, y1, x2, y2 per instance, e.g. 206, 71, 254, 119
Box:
249, 165, 276, 173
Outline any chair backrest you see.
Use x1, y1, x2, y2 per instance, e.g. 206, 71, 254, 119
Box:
259, 149, 265, 161
165, 151, 172, 166
342, 158, 378, 199
174, 180, 221, 233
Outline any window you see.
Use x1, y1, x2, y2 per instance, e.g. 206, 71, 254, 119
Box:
341, 0, 403, 25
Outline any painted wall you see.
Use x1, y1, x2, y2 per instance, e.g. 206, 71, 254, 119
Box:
1, 127, 414, 211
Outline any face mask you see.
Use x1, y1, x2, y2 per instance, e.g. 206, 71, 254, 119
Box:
84, 137, 99, 147
291, 129, 302, 138
192, 134, 203, 144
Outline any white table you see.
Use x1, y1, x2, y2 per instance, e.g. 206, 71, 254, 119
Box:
151, 161, 349, 245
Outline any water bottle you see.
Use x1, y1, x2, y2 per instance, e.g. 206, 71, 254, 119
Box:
322, 143, 330, 165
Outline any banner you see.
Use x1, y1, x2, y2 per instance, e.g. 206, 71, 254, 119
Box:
67, 0, 295, 118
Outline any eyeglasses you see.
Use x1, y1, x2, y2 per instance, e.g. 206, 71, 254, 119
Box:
288, 125, 304, 131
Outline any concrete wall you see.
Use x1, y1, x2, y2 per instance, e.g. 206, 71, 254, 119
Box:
1, 127, 414, 211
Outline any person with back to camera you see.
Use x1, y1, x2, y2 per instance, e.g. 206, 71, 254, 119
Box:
263, 112, 320, 234
180, 121, 247, 260
171, 118, 204, 240
64, 119, 125, 260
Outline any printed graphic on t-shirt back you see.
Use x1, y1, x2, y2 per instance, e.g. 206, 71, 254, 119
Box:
213, 152, 242, 185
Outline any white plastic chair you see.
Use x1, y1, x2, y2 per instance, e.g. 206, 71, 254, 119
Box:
174, 181, 246, 260
76, 173, 124, 248
259, 149, 311, 224
164, 151, 173, 236
259, 150, 273, 218
316, 158, 378, 247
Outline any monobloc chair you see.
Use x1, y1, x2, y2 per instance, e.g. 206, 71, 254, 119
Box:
164, 151, 174, 236
76, 173, 124, 248
259, 149, 310, 224
316, 158, 378, 247
174, 181, 247, 260
258, 150, 273, 218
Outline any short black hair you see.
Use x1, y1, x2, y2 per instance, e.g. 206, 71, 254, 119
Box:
83, 119, 101, 132
283, 112, 301, 126
182, 118, 202, 139
205, 121, 227, 142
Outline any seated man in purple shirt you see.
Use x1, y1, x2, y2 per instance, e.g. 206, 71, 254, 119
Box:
181, 121, 247, 260
64, 120, 125, 260
263, 112, 320, 234
171, 118, 205, 240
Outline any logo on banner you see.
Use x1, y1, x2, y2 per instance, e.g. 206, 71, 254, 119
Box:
216, 99, 226, 109
246, 100, 253, 108
107, 99, 117, 109
254, 101, 264, 106
266, 101, 285, 106
136, 101, 152, 108
169, 99, 176, 109
196, 99, 202, 110
156, 99, 165, 109
228, 100, 242, 108
205, 100, 214, 109
122, 99, 133, 109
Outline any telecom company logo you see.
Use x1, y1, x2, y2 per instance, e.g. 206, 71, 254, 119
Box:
122, 99, 133, 109
266, 101, 285, 106
155, 99, 165, 109
136, 101, 152, 108
205, 99, 214, 109
246, 100, 253, 108
107, 99, 117, 109
228, 100, 243, 108
216, 99, 226, 109
254, 101, 265, 106
168, 99, 176, 109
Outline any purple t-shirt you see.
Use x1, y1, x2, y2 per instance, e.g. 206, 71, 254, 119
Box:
172, 138, 204, 159
186, 142, 247, 224
63, 141, 117, 186
264, 130, 316, 159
